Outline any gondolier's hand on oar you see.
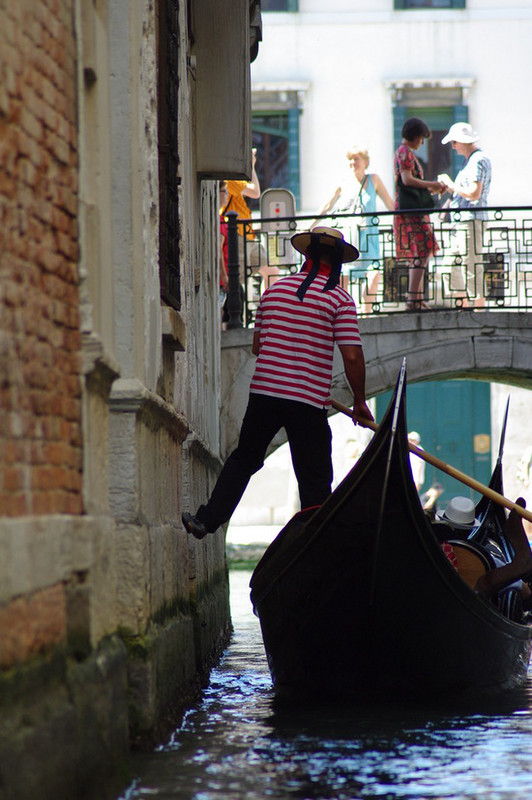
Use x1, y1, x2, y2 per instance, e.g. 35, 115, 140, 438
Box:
338, 345, 375, 428
353, 401, 374, 427
331, 397, 376, 429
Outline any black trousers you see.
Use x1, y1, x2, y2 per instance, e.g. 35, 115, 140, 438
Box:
197, 393, 333, 532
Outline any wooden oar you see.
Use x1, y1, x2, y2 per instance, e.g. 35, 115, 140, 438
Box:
331, 398, 532, 525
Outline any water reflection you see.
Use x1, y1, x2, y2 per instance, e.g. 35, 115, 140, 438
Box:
122, 570, 532, 800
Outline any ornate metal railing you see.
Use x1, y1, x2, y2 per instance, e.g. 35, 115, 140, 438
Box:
223, 207, 532, 329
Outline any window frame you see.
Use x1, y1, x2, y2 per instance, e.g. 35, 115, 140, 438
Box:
261, 0, 298, 12
394, 0, 465, 9
158, 0, 181, 310
252, 84, 308, 209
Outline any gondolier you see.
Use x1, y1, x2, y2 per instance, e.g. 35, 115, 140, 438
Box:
182, 226, 374, 540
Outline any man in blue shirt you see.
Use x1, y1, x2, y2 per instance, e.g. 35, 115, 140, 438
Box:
440, 123, 492, 307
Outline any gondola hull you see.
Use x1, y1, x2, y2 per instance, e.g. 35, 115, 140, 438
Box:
250, 367, 532, 699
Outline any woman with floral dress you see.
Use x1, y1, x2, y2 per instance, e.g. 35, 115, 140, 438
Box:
393, 117, 446, 310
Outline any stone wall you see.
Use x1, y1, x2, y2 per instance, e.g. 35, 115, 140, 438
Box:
0, 0, 82, 518
0, 1, 242, 797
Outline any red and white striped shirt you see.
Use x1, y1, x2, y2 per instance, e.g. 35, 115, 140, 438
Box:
250, 263, 361, 409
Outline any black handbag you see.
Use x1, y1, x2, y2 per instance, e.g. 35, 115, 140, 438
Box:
397, 175, 434, 211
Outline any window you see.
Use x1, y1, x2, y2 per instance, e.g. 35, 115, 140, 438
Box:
393, 105, 469, 186
395, 0, 465, 8
386, 77, 474, 190
252, 85, 307, 209
252, 111, 300, 209
262, 0, 298, 11
158, 0, 180, 309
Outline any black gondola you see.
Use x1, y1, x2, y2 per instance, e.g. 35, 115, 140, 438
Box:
250, 362, 532, 699
471, 396, 511, 559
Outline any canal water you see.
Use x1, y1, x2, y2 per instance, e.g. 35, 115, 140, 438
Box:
120, 569, 532, 800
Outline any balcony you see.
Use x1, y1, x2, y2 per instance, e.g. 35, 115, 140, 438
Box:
223, 207, 532, 328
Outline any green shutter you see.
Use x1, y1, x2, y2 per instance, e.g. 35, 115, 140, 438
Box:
395, 1, 466, 7
287, 107, 300, 208
393, 106, 408, 152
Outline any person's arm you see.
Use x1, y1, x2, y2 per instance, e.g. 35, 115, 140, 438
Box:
439, 173, 482, 201
317, 186, 342, 216
241, 149, 261, 200
219, 243, 228, 291
400, 167, 446, 195
338, 344, 374, 424
252, 329, 261, 356
453, 180, 483, 202
372, 173, 395, 211
309, 187, 342, 230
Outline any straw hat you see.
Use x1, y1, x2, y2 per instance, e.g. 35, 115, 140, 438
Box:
291, 226, 359, 263
436, 496, 480, 531
441, 123, 480, 145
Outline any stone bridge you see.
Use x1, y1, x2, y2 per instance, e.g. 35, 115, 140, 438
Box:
220, 310, 532, 459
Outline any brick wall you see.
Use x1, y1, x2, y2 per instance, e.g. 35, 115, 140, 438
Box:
0, 1, 82, 517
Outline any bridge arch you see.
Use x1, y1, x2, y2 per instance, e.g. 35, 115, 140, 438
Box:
221, 310, 532, 459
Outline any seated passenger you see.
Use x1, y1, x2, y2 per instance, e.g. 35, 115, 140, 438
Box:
435, 495, 479, 534
434, 496, 532, 602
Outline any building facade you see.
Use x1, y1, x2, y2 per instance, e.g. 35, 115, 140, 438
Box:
0, 1, 260, 797
252, 0, 532, 212
249, 0, 532, 510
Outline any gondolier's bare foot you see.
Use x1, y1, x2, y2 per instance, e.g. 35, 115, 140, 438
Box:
182, 512, 209, 540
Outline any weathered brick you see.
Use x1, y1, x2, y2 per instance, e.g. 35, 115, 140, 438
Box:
0, 0, 82, 519
2, 465, 25, 491
0, 491, 27, 516
0, 583, 67, 668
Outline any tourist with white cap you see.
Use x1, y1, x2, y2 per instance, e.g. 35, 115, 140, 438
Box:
439, 122, 492, 306
183, 227, 374, 540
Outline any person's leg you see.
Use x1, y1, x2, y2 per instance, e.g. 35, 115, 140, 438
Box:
467, 220, 485, 307
406, 257, 429, 309
284, 402, 333, 510
195, 394, 282, 532
448, 225, 467, 301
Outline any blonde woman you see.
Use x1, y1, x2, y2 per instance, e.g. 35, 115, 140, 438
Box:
315, 146, 394, 310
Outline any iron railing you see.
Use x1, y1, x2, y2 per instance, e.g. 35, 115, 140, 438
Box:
224, 206, 532, 328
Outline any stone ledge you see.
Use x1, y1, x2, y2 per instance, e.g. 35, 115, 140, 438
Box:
110, 377, 189, 441
0, 514, 114, 606
161, 305, 186, 351
82, 331, 121, 384
221, 327, 254, 349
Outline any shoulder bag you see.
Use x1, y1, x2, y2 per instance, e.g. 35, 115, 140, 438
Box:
397, 174, 434, 211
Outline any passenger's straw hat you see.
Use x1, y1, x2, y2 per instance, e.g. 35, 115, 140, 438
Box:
436, 496, 480, 530
441, 122, 480, 145
291, 226, 359, 263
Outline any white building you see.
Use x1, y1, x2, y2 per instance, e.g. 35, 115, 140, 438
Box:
251, 1, 532, 213
227, 0, 532, 539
